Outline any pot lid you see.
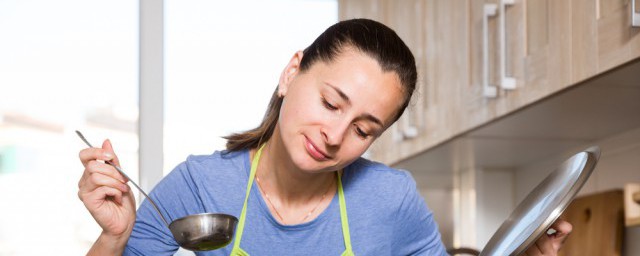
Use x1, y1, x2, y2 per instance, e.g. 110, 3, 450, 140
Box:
479, 146, 600, 256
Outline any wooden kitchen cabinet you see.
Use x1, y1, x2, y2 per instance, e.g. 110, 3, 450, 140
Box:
339, 0, 640, 165
370, 0, 475, 164
558, 190, 624, 256
573, 0, 640, 83
338, 0, 385, 21
522, 0, 573, 99
464, 0, 574, 130
373, 0, 431, 162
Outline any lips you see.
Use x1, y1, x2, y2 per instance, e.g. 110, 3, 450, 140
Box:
304, 136, 330, 161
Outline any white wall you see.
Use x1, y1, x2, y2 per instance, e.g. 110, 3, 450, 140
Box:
420, 188, 455, 249
515, 126, 640, 256
476, 168, 515, 249
452, 167, 516, 251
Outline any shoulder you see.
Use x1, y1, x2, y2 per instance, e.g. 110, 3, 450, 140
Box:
342, 158, 447, 254
168, 149, 249, 182
154, 151, 249, 204
182, 149, 248, 172
343, 157, 419, 211
128, 150, 251, 254
345, 157, 417, 192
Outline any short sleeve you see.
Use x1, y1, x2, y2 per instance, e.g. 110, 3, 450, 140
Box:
124, 162, 201, 255
392, 171, 448, 255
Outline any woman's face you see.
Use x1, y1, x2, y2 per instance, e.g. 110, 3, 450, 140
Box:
275, 48, 405, 173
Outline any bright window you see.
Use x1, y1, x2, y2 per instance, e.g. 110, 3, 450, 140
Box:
0, 1, 138, 254
164, 0, 338, 174
0, 0, 337, 254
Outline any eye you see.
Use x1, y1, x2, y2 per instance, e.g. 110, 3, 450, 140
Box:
322, 97, 338, 110
354, 125, 370, 139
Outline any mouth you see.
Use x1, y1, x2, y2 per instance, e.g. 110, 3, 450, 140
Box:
304, 136, 331, 161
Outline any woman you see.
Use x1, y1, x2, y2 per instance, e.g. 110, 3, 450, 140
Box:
78, 19, 571, 255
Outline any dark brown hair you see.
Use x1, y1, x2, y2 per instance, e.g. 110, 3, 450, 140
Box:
224, 18, 417, 152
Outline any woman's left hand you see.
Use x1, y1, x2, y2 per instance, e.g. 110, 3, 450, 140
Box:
522, 219, 572, 256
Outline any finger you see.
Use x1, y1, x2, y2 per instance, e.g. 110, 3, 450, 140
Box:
83, 172, 130, 194
535, 231, 554, 254
79, 147, 114, 166
549, 219, 572, 250
86, 186, 125, 206
85, 160, 127, 184
102, 139, 121, 167
78, 166, 89, 189
551, 218, 572, 235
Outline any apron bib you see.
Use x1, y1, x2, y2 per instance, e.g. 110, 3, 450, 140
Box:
230, 145, 355, 256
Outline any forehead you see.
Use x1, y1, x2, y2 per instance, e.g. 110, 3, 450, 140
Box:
308, 49, 405, 126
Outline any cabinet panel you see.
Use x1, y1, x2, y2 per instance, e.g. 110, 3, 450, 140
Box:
338, 0, 384, 21
505, 0, 526, 90
597, 0, 638, 73
572, 0, 640, 83
382, 0, 425, 134
368, 0, 473, 164
571, 0, 599, 83
340, 0, 640, 165
466, 0, 496, 128
372, 0, 427, 162
524, 0, 572, 96
466, 0, 528, 128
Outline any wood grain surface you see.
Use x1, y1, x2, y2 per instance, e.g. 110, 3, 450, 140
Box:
558, 190, 624, 256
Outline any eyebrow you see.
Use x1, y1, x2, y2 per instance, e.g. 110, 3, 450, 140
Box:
325, 83, 384, 127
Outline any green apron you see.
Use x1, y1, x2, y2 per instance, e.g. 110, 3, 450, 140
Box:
230, 145, 355, 256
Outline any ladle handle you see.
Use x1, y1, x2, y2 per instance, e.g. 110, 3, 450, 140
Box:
76, 130, 171, 228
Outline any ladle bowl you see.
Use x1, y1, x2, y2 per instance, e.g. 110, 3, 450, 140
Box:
76, 130, 238, 251
169, 213, 238, 251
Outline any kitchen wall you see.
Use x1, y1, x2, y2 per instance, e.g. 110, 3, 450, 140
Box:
515, 126, 640, 255
410, 125, 640, 252
420, 188, 454, 249
414, 167, 517, 250
475, 168, 515, 248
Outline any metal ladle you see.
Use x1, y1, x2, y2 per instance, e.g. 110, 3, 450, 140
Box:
76, 130, 238, 251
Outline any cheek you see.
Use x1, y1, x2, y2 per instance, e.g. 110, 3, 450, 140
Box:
341, 137, 373, 157
278, 94, 319, 134
282, 95, 326, 125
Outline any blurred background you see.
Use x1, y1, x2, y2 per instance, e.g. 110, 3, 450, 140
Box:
0, 0, 336, 254
2, 0, 640, 255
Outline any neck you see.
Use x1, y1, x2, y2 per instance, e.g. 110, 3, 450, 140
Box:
252, 130, 335, 206
262, 142, 335, 205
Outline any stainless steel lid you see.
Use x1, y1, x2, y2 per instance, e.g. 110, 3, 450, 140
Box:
479, 146, 600, 256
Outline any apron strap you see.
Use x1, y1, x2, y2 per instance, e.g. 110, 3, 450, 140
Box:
231, 144, 265, 252
232, 144, 354, 255
337, 172, 354, 253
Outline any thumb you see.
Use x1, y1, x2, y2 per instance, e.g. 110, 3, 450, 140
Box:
101, 139, 121, 167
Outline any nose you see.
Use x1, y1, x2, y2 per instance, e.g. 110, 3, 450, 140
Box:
321, 118, 350, 147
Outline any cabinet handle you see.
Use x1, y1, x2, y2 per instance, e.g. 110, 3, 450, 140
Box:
499, 0, 516, 89
633, 0, 640, 27
483, 3, 498, 97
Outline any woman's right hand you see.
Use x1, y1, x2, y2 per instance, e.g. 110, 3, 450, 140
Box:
78, 139, 136, 240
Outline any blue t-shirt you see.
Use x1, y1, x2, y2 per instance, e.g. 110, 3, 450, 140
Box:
124, 149, 447, 255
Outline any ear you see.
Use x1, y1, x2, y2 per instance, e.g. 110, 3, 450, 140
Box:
278, 51, 304, 97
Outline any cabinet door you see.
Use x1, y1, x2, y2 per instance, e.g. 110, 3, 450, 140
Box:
372, 0, 427, 163
466, 0, 527, 129
572, 0, 640, 83
596, 0, 640, 74
364, 0, 474, 164
522, 0, 572, 98
338, 0, 385, 21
